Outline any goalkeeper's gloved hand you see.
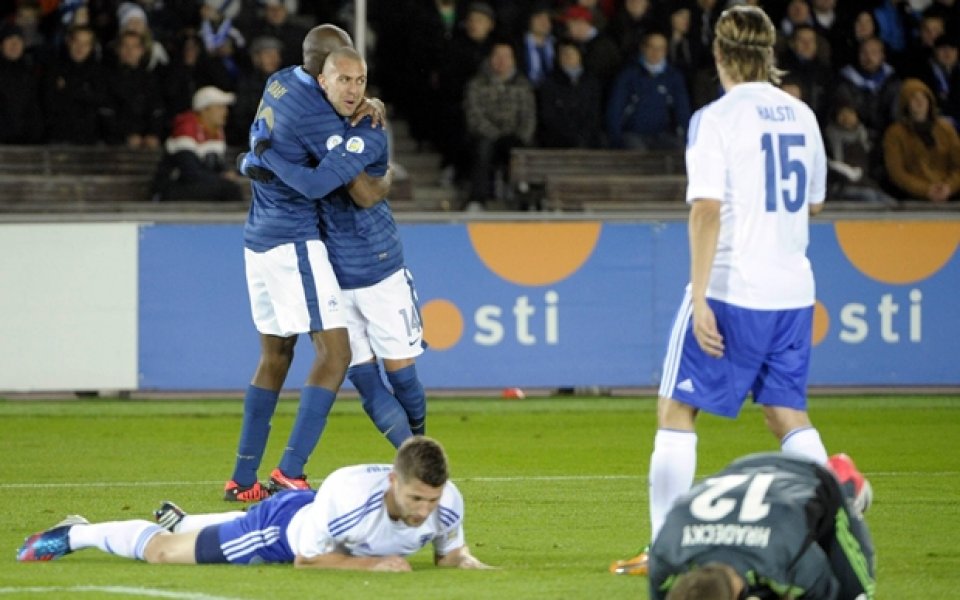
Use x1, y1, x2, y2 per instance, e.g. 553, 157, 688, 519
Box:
236, 151, 274, 183
249, 118, 271, 157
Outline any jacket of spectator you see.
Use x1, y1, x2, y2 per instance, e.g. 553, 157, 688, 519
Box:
537, 47, 603, 148
883, 78, 960, 200
0, 23, 44, 144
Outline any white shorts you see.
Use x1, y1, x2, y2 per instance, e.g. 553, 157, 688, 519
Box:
343, 268, 425, 365
244, 240, 347, 337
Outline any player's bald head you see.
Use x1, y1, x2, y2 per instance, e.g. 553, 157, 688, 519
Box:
302, 24, 353, 77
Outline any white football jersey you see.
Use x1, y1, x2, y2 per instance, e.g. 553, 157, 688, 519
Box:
285, 464, 465, 559
685, 81, 826, 309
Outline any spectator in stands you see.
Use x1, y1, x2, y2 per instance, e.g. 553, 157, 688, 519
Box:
778, 24, 832, 123
0, 23, 44, 144
900, 7, 947, 79
918, 34, 960, 131
835, 36, 901, 145
226, 35, 282, 146
433, 1, 497, 188
688, 0, 722, 109
463, 40, 536, 211
606, 30, 691, 150
872, 0, 911, 61
242, 0, 308, 69
665, 3, 702, 98
824, 99, 898, 206
152, 85, 244, 201
776, 0, 830, 66
116, 2, 169, 72
883, 78, 960, 202
42, 23, 107, 145
101, 29, 164, 149
537, 37, 603, 149
199, 0, 246, 86
833, 9, 881, 76
809, 0, 843, 65
561, 4, 622, 95
14, 1, 46, 62
517, 2, 555, 90
606, 0, 655, 57
160, 28, 233, 125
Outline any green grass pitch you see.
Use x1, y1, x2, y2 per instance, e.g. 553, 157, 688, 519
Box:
1, 395, 958, 599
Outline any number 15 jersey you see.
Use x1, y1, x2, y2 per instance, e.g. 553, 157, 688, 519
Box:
685, 82, 826, 310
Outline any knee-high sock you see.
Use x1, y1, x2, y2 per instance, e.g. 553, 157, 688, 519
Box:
231, 385, 280, 486
649, 429, 697, 542
68, 521, 164, 560
349, 363, 412, 448
278, 385, 335, 478
386, 364, 426, 435
175, 511, 245, 534
781, 426, 828, 464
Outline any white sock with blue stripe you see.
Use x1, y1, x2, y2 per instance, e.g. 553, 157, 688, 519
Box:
781, 426, 828, 464
68, 520, 164, 560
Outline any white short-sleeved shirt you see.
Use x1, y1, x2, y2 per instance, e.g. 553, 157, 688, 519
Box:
285, 465, 465, 559
685, 81, 826, 309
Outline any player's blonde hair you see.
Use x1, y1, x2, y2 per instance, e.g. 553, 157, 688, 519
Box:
713, 5, 784, 85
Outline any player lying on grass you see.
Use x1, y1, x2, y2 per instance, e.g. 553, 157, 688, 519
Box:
649, 452, 875, 600
17, 436, 490, 572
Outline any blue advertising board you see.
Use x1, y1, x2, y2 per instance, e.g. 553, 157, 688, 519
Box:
138, 221, 959, 390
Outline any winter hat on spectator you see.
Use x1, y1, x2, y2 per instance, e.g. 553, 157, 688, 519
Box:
250, 35, 283, 55
193, 86, 236, 111
0, 22, 24, 43
117, 2, 148, 31
933, 33, 957, 49
467, 2, 495, 20
561, 5, 593, 24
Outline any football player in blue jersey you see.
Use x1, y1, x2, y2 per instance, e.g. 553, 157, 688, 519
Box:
242, 46, 427, 450
225, 24, 391, 503
18, 436, 491, 572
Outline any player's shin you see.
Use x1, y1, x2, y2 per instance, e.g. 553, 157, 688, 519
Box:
386, 364, 426, 435
350, 363, 412, 448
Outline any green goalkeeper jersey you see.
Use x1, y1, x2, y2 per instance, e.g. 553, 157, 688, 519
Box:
649, 452, 875, 600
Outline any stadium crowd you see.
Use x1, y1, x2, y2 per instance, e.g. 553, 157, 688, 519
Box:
0, 0, 958, 205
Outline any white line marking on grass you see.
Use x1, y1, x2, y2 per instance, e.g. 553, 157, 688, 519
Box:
0, 586, 246, 600
0, 472, 955, 490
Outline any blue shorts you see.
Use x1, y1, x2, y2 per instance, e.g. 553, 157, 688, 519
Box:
196, 490, 316, 564
659, 292, 813, 418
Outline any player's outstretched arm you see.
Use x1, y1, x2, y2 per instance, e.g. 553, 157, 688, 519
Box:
294, 551, 411, 572
435, 546, 494, 570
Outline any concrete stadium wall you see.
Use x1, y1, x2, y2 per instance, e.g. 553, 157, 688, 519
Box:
1, 220, 957, 392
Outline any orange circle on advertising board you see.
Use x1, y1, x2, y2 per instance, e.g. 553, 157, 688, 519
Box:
834, 222, 959, 284
812, 300, 829, 346
467, 222, 603, 286
421, 299, 463, 351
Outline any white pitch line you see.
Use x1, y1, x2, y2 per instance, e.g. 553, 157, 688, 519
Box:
0, 471, 955, 490
0, 586, 246, 600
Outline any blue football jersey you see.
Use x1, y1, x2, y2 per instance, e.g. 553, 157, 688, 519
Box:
243, 66, 348, 252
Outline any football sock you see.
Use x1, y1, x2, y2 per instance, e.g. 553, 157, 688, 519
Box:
386, 364, 426, 435
649, 428, 697, 542
231, 385, 280, 487
781, 426, 828, 464
176, 511, 245, 534
278, 385, 335, 478
349, 363, 412, 448
69, 521, 164, 560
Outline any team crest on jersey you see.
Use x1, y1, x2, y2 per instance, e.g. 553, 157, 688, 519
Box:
345, 136, 365, 153
326, 135, 343, 150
